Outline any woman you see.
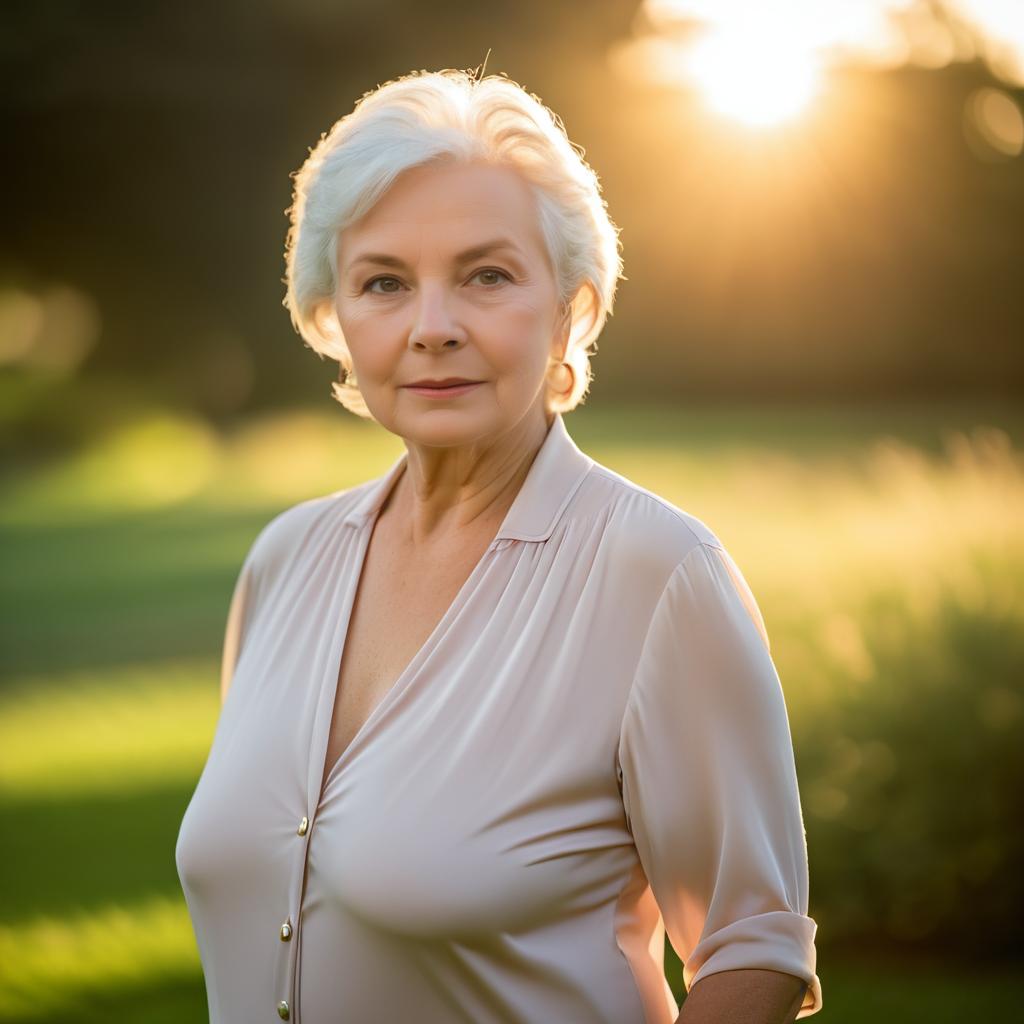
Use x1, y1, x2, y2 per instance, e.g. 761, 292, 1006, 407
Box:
176, 68, 822, 1023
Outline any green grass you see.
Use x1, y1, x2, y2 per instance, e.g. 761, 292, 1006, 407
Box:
2, 399, 1022, 1021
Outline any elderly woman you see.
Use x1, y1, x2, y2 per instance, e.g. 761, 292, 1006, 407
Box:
176, 68, 822, 1023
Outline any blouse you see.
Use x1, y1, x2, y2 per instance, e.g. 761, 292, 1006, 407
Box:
175, 411, 822, 1022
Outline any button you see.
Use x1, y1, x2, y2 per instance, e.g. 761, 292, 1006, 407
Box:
280, 918, 293, 941
277, 1000, 290, 1020
297, 816, 309, 836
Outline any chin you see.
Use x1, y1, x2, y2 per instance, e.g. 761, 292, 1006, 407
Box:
397, 408, 504, 440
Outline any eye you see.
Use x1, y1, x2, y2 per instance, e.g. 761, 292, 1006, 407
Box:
361, 268, 512, 295
363, 276, 403, 295
472, 267, 512, 286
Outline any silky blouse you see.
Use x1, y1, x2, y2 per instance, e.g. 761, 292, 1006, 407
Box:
175, 411, 822, 1023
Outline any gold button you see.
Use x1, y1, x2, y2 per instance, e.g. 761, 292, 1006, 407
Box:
277, 1000, 290, 1020
280, 919, 293, 941
296, 816, 309, 836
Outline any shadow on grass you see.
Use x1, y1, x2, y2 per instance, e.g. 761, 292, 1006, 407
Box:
0, 781, 194, 924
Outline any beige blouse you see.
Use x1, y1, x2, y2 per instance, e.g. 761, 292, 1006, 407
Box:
175, 412, 822, 1022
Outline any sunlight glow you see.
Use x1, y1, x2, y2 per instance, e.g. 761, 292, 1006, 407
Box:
619, 0, 1024, 130
964, 85, 1024, 156
947, 0, 1024, 85
684, 24, 824, 126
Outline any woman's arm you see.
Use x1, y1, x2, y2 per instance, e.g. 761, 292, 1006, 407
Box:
618, 542, 823, 1019
677, 968, 810, 1024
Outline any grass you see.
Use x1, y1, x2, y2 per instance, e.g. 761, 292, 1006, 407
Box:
1, 398, 1022, 1021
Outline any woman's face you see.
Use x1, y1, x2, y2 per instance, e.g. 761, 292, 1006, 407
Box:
334, 160, 570, 445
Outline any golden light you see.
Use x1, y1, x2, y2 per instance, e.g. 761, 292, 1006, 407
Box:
683, 24, 824, 127
613, 0, 1024, 132
964, 85, 1024, 156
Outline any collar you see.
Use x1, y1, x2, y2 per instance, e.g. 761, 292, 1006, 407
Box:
340, 412, 594, 542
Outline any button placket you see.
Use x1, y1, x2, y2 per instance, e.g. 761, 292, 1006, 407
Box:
276, 810, 314, 1020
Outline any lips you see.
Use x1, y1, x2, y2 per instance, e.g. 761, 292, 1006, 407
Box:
403, 379, 483, 398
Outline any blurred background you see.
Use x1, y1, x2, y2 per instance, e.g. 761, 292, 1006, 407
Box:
1, 1, 1022, 1021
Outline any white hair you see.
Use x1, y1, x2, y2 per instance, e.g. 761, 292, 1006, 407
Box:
282, 68, 625, 419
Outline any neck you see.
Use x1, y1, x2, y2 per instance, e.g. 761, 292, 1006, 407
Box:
386, 409, 554, 547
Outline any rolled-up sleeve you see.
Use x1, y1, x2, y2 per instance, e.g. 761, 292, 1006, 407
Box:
618, 541, 822, 1018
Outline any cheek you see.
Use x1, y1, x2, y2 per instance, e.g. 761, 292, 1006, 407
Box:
339, 313, 399, 378
478, 301, 554, 377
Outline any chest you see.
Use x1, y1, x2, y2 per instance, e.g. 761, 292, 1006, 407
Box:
319, 519, 495, 796
183, 507, 651, 942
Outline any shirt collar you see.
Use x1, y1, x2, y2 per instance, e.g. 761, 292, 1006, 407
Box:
340, 412, 594, 543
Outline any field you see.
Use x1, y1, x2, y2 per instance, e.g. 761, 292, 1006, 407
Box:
1, 399, 1022, 1022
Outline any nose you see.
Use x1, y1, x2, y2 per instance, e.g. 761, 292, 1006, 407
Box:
407, 282, 465, 351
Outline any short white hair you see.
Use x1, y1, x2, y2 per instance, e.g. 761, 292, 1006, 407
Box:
282, 68, 625, 419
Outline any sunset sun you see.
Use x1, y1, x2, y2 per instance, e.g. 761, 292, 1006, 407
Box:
683, 26, 823, 127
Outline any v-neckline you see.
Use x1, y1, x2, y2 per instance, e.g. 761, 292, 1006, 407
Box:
313, 462, 501, 805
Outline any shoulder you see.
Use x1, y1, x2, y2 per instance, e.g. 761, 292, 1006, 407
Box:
573, 458, 727, 587
240, 477, 375, 583
585, 461, 769, 648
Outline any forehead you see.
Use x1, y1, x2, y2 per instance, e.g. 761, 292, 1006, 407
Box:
340, 161, 548, 263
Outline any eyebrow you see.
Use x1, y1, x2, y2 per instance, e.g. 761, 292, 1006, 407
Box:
346, 238, 524, 273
